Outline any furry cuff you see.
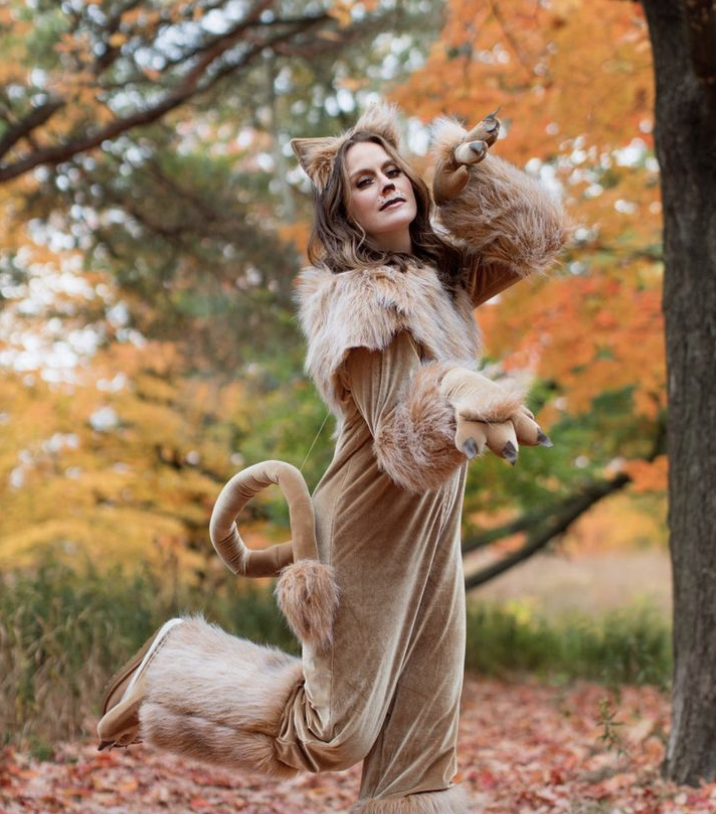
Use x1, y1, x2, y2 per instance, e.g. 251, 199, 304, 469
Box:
430, 116, 572, 276
350, 786, 470, 814
275, 559, 339, 650
374, 361, 466, 493
140, 615, 302, 778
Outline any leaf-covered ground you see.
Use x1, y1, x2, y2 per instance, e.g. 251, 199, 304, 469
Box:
3, 677, 715, 814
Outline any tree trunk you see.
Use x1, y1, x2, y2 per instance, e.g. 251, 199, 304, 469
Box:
642, 0, 716, 786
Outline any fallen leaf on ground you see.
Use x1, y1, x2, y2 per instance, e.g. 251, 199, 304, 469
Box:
2, 677, 714, 814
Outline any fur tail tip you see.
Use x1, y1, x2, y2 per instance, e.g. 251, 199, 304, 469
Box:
276, 560, 339, 649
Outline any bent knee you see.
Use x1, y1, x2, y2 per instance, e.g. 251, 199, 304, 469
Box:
281, 723, 376, 773
324, 727, 376, 771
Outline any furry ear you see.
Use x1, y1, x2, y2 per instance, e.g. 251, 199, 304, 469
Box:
290, 137, 340, 192
290, 101, 403, 191
352, 100, 401, 148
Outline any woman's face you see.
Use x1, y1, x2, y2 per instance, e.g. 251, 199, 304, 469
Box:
344, 141, 417, 254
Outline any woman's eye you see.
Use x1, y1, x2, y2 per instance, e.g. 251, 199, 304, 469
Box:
356, 168, 399, 188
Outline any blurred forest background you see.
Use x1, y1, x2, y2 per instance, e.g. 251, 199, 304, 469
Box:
0, 0, 670, 748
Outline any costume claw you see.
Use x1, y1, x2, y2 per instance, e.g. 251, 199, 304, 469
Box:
502, 441, 518, 465
485, 105, 502, 119
537, 430, 553, 448
463, 438, 479, 459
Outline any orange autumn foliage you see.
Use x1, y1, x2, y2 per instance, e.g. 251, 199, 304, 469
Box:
392, 0, 665, 502
393, 0, 653, 163
621, 455, 668, 494
478, 269, 664, 420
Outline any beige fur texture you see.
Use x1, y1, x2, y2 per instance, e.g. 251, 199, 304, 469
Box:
440, 368, 527, 423
350, 785, 470, 814
372, 360, 465, 493
295, 263, 480, 419
291, 101, 402, 191
430, 116, 573, 276
466, 378, 526, 423
275, 559, 340, 649
140, 616, 301, 778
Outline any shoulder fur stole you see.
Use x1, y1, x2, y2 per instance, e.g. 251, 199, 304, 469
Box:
295, 262, 480, 417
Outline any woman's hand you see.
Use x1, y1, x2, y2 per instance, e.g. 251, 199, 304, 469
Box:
438, 366, 552, 464
433, 109, 501, 206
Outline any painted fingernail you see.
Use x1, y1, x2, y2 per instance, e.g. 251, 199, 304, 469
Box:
537, 430, 553, 448
469, 140, 486, 155
463, 438, 479, 459
502, 441, 518, 465
484, 121, 497, 132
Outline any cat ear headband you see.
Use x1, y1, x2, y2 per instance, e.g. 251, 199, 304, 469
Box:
290, 101, 402, 192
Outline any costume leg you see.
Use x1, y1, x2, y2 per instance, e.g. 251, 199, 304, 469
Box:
139, 616, 303, 778
138, 467, 471, 803
138, 614, 380, 778
350, 787, 470, 814
350, 498, 471, 813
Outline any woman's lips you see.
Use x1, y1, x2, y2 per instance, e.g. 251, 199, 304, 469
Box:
380, 198, 405, 211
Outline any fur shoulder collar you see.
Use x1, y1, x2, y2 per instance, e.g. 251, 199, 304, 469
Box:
295, 261, 480, 417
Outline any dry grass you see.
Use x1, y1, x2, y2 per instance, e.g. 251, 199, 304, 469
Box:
1, 559, 671, 752
470, 548, 671, 618
0, 563, 296, 751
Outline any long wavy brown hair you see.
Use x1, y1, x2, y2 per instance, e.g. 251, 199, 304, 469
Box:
306, 131, 464, 293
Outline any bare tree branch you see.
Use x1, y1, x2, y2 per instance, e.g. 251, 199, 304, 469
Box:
462, 505, 554, 554
92, 0, 145, 75
0, 99, 66, 160
464, 418, 667, 590
463, 472, 631, 590
177, 0, 274, 92
0, 11, 325, 183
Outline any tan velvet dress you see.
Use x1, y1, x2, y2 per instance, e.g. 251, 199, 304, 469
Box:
277, 330, 468, 797
271, 256, 529, 805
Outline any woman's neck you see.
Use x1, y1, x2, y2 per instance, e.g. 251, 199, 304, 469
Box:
370, 229, 412, 255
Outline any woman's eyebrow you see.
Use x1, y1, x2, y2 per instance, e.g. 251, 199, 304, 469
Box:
350, 160, 396, 180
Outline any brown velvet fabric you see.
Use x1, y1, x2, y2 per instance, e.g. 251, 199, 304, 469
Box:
275, 330, 468, 803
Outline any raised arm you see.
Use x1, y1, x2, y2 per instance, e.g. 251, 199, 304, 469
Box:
430, 112, 572, 302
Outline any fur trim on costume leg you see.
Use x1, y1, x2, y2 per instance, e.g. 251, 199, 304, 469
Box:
139, 615, 301, 778
374, 361, 466, 493
430, 117, 572, 276
275, 559, 339, 649
350, 786, 471, 814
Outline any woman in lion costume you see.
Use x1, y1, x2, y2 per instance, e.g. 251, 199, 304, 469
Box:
97, 101, 569, 814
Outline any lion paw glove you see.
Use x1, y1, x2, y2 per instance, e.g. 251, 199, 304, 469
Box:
438, 367, 552, 465
433, 109, 501, 206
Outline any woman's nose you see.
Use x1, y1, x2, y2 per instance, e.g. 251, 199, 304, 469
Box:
381, 176, 396, 192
